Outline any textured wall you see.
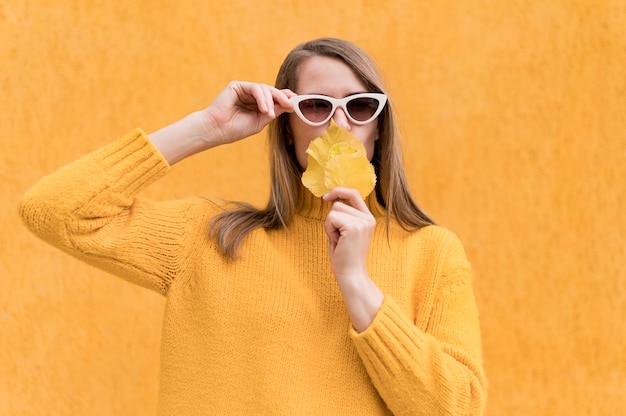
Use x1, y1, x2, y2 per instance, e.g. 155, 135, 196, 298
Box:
2, 1, 625, 415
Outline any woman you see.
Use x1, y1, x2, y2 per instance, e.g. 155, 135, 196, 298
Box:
19, 38, 487, 415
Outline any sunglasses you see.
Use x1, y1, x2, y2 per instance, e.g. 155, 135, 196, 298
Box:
290, 93, 387, 126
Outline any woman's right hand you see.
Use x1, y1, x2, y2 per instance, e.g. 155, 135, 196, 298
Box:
201, 81, 295, 145
148, 81, 295, 165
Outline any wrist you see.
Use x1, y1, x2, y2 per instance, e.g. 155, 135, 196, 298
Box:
336, 273, 384, 333
148, 111, 220, 165
196, 108, 228, 147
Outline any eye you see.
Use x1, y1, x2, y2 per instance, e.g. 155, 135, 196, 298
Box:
301, 99, 331, 111
298, 98, 333, 122
347, 98, 378, 120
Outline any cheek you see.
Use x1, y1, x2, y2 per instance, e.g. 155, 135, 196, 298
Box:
356, 125, 379, 161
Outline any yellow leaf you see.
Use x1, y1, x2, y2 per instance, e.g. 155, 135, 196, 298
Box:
301, 121, 376, 198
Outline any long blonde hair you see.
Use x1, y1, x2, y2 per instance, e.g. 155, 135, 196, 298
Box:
210, 38, 434, 259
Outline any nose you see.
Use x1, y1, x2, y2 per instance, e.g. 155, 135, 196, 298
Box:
331, 107, 351, 130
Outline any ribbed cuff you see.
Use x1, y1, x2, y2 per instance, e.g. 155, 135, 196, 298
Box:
349, 295, 428, 376
90, 128, 170, 197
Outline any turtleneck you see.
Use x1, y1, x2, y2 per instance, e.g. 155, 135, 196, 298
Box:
294, 183, 387, 221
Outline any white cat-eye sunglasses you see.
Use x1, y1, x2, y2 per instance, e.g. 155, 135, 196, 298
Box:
289, 93, 387, 126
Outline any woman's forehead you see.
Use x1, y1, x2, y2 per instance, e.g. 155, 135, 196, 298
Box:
295, 56, 367, 96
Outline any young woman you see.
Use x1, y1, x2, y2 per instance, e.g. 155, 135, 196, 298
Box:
20, 38, 487, 415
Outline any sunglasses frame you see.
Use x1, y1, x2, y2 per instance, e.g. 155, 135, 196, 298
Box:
289, 93, 388, 127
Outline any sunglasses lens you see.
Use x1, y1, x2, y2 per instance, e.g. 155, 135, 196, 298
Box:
346, 97, 381, 122
298, 99, 333, 123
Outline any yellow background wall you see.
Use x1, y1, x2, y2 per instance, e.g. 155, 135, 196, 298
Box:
1, 1, 624, 414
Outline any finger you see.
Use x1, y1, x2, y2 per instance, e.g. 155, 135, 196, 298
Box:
324, 211, 341, 241
251, 84, 294, 118
328, 199, 371, 221
245, 83, 272, 116
270, 87, 296, 104
324, 209, 371, 239
280, 88, 297, 99
323, 187, 370, 214
269, 87, 294, 116
324, 210, 349, 243
261, 84, 275, 117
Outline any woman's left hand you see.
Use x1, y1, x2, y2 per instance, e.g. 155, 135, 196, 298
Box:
323, 187, 384, 332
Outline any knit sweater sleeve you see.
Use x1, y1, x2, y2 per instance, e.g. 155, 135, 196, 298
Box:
350, 231, 487, 416
18, 129, 187, 295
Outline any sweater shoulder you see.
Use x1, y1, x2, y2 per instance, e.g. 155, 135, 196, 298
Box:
402, 224, 466, 254
407, 225, 471, 280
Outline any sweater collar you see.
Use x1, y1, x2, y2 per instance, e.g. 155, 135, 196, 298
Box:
295, 185, 387, 221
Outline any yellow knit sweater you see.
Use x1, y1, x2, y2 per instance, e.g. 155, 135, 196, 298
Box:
19, 129, 487, 415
